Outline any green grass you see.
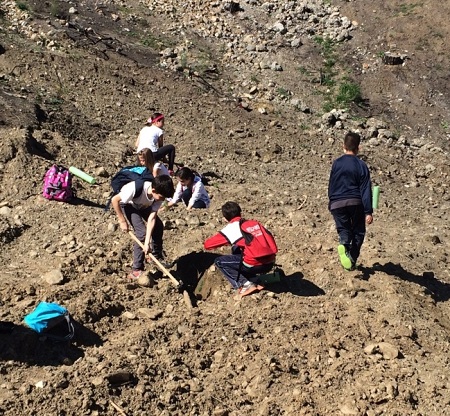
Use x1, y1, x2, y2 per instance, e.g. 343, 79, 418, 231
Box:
335, 81, 362, 107
312, 36, 364, 112
16, 1, 29, 11
45, 96, 64, 108
277, 87, 290, 99
297, 66, 314, 78
50, 0, 64, 17
396, 3, 422, 16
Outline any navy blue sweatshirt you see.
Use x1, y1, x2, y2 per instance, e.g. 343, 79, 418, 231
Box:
328, 154, 373, 215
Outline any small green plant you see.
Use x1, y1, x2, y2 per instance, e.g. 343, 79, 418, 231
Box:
335, 81, 362, 107
314, 34, 364, 112
179, 53, 188, 69
141, 35, 160, 49
314, 36, 338, 86
250, 74, 259, 83
277, 87, 290, 99
50, 0, 63, 17
45, 96, 64, 108
397, 3, 422, 16
297, 66, 314, 78
441, 121, 449, 131
320, 70, 336, 87
314, 36, 335, 56
16, 1, 29, 11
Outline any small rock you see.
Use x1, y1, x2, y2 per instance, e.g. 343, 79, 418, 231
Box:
0, 206, 11, 216
339, 403, 359, 415
42, 269, 64, 285
363, 343, 377, 354
138, 308, 163, 320
187, 216, 201, 226
122, 311, 136, 320
378, 342, 399, 359
137, 273, 153, 287
96, 166, 109, 177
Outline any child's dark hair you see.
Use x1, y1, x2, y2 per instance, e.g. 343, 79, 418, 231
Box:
221, 201, 242, 221
344, 132, 361, 152
147, 112, 164, 125
137, 148, 155, 170
176, 167, 195, 181
152, 175, 174, 198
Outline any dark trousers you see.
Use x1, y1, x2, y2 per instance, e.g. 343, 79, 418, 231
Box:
331, 204, 366, 264
153, 145, 176, 171
214, 254, 274, 289
181, 188, 206, 208
121, 204, 163, 271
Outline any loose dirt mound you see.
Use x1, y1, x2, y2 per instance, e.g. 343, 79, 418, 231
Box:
0, 1, 449, 415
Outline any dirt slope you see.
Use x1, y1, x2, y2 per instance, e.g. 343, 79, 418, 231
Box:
0, 1, 449, 415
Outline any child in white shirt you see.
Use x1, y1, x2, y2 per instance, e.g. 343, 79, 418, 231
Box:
167, 167, 210, 211
135, 112, 176, 174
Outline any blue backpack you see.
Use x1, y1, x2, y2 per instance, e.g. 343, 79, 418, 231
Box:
24, 302, 74, 342
111, 166, 154, 197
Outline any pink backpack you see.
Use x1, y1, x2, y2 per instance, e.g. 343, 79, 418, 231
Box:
42, 165, 74, 202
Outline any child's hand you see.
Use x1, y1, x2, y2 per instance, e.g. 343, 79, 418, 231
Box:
119, 220, 129, 232
143, 243, 150, 254
366, 214, 373, 225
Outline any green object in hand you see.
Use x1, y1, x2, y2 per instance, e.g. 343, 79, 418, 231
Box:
372, 186, 380, 209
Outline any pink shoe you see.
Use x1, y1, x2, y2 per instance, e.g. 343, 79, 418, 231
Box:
127, 270, 143, 280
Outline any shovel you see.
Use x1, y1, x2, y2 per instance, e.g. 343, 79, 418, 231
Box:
128, 231, 192, 309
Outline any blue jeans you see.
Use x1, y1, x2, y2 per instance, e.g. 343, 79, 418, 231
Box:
331, 204, 366, 264
181, 188, 206, 208
214, 254, 274, 289
121, 204, 163, 270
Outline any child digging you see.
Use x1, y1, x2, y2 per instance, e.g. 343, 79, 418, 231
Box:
328, 132, 373, 271
112, 175, 174, 279
166, 167, 210, 211
204, 201, 277, 297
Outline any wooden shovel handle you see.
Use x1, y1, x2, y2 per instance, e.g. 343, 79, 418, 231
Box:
128, 231, 180, 287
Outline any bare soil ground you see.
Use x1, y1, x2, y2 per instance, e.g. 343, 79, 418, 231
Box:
0, 1, 449, 415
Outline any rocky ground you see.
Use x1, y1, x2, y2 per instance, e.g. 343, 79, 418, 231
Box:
0, 0, 450, 415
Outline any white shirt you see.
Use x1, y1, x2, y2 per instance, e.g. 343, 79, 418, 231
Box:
137, 125, 163, 153
172, 176, 210, 208
154, 161, 170, 177
118, 181, 162, 211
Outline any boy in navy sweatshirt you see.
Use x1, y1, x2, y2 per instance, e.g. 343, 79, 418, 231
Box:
328, 132, 373, 270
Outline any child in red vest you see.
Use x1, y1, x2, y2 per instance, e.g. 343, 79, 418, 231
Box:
204, 201, 277, 297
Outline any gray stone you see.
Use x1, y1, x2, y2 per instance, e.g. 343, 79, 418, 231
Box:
42, 269, 64, 285
0, 206, 11, 216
